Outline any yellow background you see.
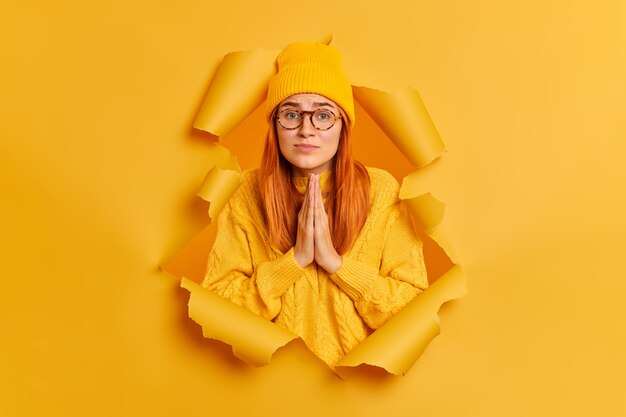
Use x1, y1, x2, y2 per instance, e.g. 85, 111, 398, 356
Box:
2, 0, 625, 415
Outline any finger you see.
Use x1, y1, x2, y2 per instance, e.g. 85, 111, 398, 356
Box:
315, 177, 327, 239
307, 174, 315, 225
316, 173, 322, 201
316, 175, 322, 217
298, 179, 307, 223
305, 173, 312, 197
311, 175, 319, 223
306, 174, 315, 210
315, 175, 326, 222
302, 174, 312, 209
316, 174, 327, 217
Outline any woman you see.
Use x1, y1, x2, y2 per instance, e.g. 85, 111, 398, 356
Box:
202, 42, 428, 366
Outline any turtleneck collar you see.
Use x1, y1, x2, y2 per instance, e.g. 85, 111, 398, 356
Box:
292, 171, 332, 196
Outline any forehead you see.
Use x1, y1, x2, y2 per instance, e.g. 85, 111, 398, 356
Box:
278, 93, 339, 110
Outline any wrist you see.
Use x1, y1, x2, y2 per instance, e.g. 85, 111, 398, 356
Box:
323, 254, 342, 274
294, 251, 309, 268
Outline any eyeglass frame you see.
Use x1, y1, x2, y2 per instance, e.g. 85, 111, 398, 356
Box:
274, 108, 343, 131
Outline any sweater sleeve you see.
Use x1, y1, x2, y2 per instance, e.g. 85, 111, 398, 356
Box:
201, 202, 305, 321
329, 201, 429, 329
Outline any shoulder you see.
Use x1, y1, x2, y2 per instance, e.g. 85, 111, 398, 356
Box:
365, 166, 400, 189
240, 168, 260, 188
224, 168, 263, 220
364, 166, 401, 209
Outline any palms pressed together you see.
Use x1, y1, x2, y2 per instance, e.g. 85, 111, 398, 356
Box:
293, 174, 342, 274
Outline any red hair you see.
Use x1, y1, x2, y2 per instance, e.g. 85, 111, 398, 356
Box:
259, 108, 370, 255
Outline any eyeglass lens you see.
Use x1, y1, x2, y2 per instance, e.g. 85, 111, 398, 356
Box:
278, 110, 337, 130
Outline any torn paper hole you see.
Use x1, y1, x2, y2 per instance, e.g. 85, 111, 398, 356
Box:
164, 41, 466, 376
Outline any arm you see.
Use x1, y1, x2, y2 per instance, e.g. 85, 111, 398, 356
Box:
201, 202, 305, 321
329, 201, 428, 329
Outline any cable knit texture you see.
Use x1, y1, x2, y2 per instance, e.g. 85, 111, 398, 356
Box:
202, 167, 428, 366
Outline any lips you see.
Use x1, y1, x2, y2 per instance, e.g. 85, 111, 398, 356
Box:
294, 144, 319, 153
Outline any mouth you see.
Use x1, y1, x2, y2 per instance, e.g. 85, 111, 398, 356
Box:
294, 144, 320, 153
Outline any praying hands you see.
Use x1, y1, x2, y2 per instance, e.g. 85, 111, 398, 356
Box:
293, 174, 343, 274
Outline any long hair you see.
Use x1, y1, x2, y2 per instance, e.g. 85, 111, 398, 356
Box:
258, 108, 371, 255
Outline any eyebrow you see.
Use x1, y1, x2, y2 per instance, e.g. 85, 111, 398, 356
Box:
279, 101, 336, 110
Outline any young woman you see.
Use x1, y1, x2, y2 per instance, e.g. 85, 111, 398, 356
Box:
202, 42, 428, 366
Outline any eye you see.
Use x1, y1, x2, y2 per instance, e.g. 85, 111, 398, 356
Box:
314, 110, 333, 121
283, 111, 300, 120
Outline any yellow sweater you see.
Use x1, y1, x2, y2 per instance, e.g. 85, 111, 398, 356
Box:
202, 167, 428, 366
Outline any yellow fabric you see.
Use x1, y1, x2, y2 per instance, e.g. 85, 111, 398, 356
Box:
265, 42, 356, 127
292, 170, 331, 198
202, 167, 428, 366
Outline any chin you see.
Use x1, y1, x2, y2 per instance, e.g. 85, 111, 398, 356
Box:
289, 157, 326, 171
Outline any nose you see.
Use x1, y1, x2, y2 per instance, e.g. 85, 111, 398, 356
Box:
298, 114, 316, 136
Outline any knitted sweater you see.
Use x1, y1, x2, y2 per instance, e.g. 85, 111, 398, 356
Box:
202, 167, 428, 366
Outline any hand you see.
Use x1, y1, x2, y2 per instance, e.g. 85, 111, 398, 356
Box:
293, 173, 315, 268
312, 174, 342, 274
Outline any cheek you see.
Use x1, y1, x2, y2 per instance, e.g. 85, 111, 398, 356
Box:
276, 131, 291, 156
323, 132, 341, 157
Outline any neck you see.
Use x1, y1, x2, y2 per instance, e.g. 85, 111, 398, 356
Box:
291, 163, 333, 177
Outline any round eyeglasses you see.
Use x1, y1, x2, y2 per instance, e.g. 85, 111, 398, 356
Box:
275, 109, 342, 131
